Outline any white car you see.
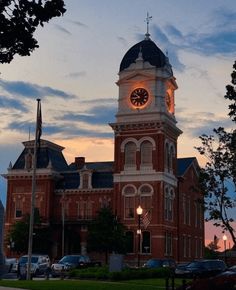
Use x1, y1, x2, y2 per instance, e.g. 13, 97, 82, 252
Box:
18, 254, 50, 277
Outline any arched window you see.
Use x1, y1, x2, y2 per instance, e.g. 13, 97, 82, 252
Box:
165, 143, 170, 171
142, 231, 151, 253
140, 185, 152, 210
124, 142, 136, 167
169, 145, 174, 172
25, 150, 33, 171
140, 141, 152, 166
164, 187, 174, 221
123, 185, 136, 219
82, 173, 89, 189
125, 231, 134, 253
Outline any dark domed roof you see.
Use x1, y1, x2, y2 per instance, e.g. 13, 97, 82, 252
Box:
119, 38, 166, 72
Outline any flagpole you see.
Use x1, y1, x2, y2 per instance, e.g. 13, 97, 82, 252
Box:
27, 99, 41, 280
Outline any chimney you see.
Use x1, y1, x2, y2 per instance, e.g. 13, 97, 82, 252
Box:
74, 157, 85, 168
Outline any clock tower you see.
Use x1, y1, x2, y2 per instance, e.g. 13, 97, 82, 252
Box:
110, 30, 182, 261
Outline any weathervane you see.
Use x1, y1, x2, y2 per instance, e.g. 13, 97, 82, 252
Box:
145, 12, 152, 39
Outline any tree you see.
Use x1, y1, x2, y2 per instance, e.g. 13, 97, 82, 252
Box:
0, 0, 66, 64
87, 207, 127, 264
7, 212, 53, 255
196, 61, 236, 247
205, 235, 220, 259
7, 218, 29, 254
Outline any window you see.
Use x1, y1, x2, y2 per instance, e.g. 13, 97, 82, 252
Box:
195, 238, 199, 258
165, 142, 175, 173
142, 231, 151, 253
187, 236, 191, 257
140, 184, 152, 215
165, 232, 172, 256
183, 196, 191, 225
169, 146, 174, 172
77, 200, 93, 220
124, 196, 135, 218
164, 187, 174, 221
123, 185, 136, 219
25, 151, 33, 170
15, 198, 22, 218
140, 141, 152, 166
124, 142, 136, 167
82, 173, 89, 189
125, 231, 134, 253
165, 143, 170, 171
183, 235, 187, 258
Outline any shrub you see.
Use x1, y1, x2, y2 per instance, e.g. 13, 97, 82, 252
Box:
68, 266, 172, 281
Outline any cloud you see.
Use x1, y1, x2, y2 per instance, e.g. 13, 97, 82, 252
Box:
146, 8, 236, 72
0, 95, 28, 112
0, 80, 76, 100
69, 20, 88, 28
65, 71, 87, 79
53, 97, 116, 126
151, 25, 186, 71
117, 36, 128, 47
54, 24, 72, 35
177, 110, 234, 138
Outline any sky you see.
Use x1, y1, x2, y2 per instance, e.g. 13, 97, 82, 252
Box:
0, 0, 236, 249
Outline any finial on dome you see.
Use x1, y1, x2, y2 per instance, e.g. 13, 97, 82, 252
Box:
137, 46, 143, 60
145, 12, 152, 40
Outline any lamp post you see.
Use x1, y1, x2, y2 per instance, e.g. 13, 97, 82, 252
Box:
223, 234, 227, 263
136, 205, 143, 268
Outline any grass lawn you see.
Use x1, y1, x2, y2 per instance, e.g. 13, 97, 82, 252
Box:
0, 278, 185, 290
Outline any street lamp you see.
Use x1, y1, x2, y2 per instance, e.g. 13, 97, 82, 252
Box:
223, 234, 227, 263
136, 205, 143, 267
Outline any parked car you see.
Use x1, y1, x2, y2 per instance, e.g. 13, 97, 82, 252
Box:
17, 254, 50, 277
51, 255, 100, 277
175, 259, 227, 278
228, 265, 236, 272
143, 258, 176, 271
5, 257, 17, 273
176, 270, 236, 290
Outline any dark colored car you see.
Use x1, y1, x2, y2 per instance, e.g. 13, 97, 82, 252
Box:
51, 255, 100, 277
175, 259, 227, 278
143, 258, 176, 270
176, 270, 236, 290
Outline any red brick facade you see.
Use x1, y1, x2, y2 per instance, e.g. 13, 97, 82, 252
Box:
3, 36, 204, 265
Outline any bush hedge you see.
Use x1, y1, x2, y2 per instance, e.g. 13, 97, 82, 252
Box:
68, 266, 172, 281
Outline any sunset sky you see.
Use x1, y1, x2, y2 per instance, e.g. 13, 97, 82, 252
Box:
0, 0, 235, 249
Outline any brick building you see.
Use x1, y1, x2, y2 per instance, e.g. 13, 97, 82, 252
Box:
3, 31, 204, 264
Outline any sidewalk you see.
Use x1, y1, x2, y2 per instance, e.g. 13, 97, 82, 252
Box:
0, 288, 25, 290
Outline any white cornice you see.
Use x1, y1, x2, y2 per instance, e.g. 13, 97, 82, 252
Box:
113, 171, 177, 187
2, 168, 62, 179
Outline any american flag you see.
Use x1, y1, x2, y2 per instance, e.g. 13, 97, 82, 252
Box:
142, 210, 151, 229
36, 99, 42, 148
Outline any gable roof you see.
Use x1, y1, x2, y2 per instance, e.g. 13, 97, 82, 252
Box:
177, 157, 198, 177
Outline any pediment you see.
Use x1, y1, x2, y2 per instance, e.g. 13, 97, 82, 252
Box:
117, 71, 154, 85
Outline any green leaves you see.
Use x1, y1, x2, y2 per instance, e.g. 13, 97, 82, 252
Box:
0, 0, 66, 63
87, 207, 127, 262
195, 60, 236, 247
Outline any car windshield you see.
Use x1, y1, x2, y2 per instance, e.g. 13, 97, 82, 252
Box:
187, 262, 204, 269
59, 256, 80, 264
19, 256, 39, 264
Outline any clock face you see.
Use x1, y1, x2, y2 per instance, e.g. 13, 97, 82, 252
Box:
130, 88, 149, 107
